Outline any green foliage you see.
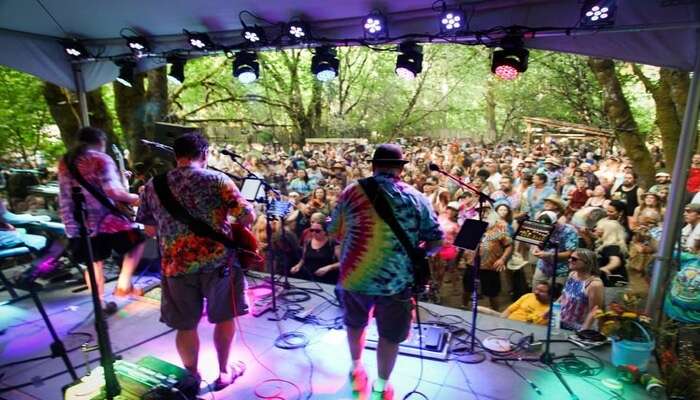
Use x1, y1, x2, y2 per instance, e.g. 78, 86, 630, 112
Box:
0, 66, 62, 166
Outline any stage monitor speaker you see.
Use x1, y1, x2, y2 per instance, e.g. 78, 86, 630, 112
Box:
153, 122, 198, 146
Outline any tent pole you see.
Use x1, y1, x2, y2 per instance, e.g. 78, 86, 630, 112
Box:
72, 63, 90, 127
645, 31, 700, 321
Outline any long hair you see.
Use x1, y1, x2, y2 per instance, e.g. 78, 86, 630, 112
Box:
574, 248, 599, 276
595, 219, 628, 254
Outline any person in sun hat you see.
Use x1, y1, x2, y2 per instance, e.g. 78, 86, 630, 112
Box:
328, 143, 443, 399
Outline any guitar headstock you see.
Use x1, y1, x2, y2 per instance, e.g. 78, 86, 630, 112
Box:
111, 144, 123, 160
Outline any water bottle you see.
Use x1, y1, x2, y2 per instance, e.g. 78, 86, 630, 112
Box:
551, 302, 562, 335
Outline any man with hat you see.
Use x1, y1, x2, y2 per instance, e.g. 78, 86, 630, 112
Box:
540, 157, 562, 189
682, 203, 700, 253
649, 171, 671, 194
530, 204, 579, 288
328, 143, 443, 399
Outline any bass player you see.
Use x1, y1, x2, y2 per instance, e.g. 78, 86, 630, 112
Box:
57, 127, 145, 314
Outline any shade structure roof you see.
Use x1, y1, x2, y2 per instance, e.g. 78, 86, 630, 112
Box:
0, 0, 699, 91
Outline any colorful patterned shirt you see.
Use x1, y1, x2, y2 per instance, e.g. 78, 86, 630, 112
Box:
560, 273, 602, 330
137, 166, 255, 277
328, 173, 443, 295
476, 221, 513, 270
536, 223, 579, 277
58, 150, 136, 238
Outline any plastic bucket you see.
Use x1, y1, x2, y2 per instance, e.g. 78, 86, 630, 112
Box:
610, 321, 655, 371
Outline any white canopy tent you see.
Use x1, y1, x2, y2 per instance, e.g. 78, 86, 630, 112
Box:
1, 0, 700, 319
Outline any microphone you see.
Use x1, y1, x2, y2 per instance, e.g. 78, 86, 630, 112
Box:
140, 139, 174, 153
220, 149, 243, 159
428, 162, 441, 172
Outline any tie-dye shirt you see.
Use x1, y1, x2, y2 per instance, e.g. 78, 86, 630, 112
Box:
137, 167, 255, 277
57, 150, 137, 238
328, 173, 443, 295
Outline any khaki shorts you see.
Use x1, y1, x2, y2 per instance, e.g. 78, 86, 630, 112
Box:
160, 267, 248, 330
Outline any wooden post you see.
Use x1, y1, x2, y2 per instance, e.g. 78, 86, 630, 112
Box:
526, 121, 532, 152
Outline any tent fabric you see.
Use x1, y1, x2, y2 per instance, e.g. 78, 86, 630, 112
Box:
1, 0, 699, 91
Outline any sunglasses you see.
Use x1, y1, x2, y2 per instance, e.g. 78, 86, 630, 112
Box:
309, 229, 323, 233
568, 256, 580, 262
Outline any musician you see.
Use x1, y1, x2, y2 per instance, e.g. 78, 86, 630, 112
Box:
137, 132, 255, 391
57, 127, 144, 314
328, 144, 443, 399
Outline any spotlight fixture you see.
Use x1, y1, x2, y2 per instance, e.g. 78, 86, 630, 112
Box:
242, 25, 266, 44
580, 0, 617, 27
439, 8, 466, 34
125, 35, 150, 58
395, 42, 423, 80
287, 20, 308, 43
185, 30, 215, 50
167, 56, 186, 85
115, 60, 136, 87
363, 11, 387, 39
61, 39, 89, 59
311, 46, 339, 82
233, 51, 259, 84
491, 45, 529, 81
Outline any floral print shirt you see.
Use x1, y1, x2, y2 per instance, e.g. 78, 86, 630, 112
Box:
137, 167, 255, 277
58, 150, 136, 238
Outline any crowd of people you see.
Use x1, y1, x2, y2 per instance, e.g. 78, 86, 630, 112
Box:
204, 137, 696, 332
2, 130, 698, 399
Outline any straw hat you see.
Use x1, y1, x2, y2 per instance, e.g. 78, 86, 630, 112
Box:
543, 195, 566, 212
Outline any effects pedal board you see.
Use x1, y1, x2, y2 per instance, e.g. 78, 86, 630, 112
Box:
63, 356, 198, 399
365, 320, 451, 360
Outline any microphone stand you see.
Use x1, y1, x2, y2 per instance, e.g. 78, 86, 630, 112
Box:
72, 187, 120, 399
221, 152, 283, 314
491, 239, 579, 400
430, 164, 493, 362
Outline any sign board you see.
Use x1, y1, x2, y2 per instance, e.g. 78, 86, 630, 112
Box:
514, 220, 555, 247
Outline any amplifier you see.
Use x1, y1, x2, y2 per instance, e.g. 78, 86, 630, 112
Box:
64, 356, 198, 400
365, 320, 451, 360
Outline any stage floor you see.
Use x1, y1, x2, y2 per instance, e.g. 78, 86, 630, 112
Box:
0, 272, 654, 400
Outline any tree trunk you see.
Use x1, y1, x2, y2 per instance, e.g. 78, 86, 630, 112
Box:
588, 58, 656, 189
113, 74, 147, 163
43, 83, 81, 148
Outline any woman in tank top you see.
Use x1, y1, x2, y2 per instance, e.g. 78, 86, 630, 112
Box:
290, 222, 339, 285
558, 248, 604, 331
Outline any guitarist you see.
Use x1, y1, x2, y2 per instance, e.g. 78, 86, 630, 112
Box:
136, 132, 254, 391
328, 143, 443, 400
58, 127, 145, 314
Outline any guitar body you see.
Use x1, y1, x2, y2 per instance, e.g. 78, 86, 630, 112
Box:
230, 222, 263, 269
413, 249, 432, 294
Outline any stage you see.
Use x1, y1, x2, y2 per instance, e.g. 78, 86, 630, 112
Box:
0, 271, 655, 400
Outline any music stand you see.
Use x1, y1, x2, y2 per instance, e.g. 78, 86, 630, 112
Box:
453, 218, 488, 361
492, 220, 580, 400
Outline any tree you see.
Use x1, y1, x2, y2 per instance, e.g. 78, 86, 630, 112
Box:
0, 67, 59, 166
588, 58, 656, 188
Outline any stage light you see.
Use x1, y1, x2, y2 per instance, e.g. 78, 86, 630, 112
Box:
287, 20, 308, 43
311, 46, 339, 82
61, 39, 89, 59
242, 25, 266, 44
125, 36, 150, 58
440, 9, 465, 33
115, 60, 136, 87
491, 46, 529, 81
185, 30, 215, 50
233, 51, 259, 84
363, 11, 387, 39
580, 0, 617, 27
167, 56, 186, 85
395, 42, 423, 80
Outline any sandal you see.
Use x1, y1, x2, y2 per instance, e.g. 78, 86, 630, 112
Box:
213, 360, 246, 391
349, 367, 368, 392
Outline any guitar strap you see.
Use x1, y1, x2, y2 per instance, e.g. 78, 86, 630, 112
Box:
152, 173, 242, 251
357, 177, 426, 273
64, 155, 130, 220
